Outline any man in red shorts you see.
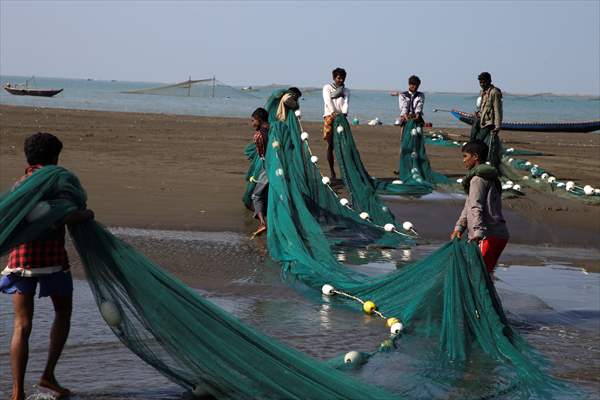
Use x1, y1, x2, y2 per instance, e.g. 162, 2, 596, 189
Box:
450, 140, 509, 274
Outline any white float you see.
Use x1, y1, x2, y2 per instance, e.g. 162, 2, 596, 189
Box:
310, 155, 319, 163
300, 132, 309, 141
359, 212, 369, 220
390, 322, 404, 334
322, 176, 331, 185
321, 284, 335, 296
339, 198, 349, 206
100, 301, 122, 327
384, 223, 395, 232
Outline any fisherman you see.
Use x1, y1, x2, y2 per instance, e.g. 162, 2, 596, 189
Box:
250, 108, 270, 237
1, 132, 94, 400
398, 75, 425, 126
322, 67, 350, 180
450, 140, 509, 274
470, 72, 503, 169
393, 75, 427, 177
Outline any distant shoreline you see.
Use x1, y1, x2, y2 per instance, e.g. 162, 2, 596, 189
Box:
2, 73, 600, 98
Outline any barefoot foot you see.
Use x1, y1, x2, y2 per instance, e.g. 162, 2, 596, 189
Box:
38, 377, 72, 398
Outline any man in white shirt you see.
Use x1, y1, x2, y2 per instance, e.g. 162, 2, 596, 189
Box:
398, 75, 424, 125
322, 67, 350, 179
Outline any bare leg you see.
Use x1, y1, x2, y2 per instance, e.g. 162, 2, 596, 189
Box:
10, 292, 35, 400
39, 294, 72, 397
326, 136, 336, 179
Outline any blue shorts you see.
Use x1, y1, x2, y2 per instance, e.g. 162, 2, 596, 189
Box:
0, 271, 73, 298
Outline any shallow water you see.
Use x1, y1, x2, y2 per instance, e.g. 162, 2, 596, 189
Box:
0, 228, 598, 399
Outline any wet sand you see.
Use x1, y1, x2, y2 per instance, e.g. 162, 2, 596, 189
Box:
1, 104, 598, 248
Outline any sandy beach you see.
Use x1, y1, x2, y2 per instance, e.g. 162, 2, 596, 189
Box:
1, 104, 598, 243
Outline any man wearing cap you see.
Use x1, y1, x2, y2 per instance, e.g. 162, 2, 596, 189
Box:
471, 72, 503, 168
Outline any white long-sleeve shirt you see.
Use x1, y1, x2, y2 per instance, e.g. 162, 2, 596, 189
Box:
322, 83, 350, 117
398, 90, 424, 117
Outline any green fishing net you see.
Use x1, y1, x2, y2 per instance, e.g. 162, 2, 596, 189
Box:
1, 106, 582, 398
260, 92, 579, 398
1, 166, 400, 400
501, 156, 600, 204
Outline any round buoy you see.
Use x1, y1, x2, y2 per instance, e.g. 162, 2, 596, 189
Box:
339, 198, 349, 206
384, 223, 395, 232
295, 109, 302, 118
363, 301, 377, 314
390, 321, 404, 334
402, 221, 413, 231
583, 185, 594, 195
336, 125, 344, 133
275, 168, 284, 177
300, 132, 309, 141
344, 351, 363, 366
310, 155, 319, 163
322, 176, 331, 185
100, 301, 122, 327
272, 140, 280, 149
513, 184, 522, 191
321, 284, 335, 296
411, 128, 417, 136
359, 212, 369, 220
566, 181, 575, 191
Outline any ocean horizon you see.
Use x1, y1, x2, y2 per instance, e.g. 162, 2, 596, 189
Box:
2, 74, 599, 129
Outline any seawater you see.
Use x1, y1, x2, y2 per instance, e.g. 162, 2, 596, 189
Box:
1, 75, 599, 128
0, 229, 598, 399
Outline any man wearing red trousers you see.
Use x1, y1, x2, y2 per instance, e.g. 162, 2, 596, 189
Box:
450, 140, 509, 274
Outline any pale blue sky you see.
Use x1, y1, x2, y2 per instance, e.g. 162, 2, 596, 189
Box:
1, 1, 599, 94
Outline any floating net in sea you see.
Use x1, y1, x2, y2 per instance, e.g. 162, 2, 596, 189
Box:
123, 77, 258, 98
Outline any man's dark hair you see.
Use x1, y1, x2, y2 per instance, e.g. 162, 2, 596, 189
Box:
287, 87, 302, 99
408, 75, 421, 86
332, 67, 347, 79
462, 140, 488, 163
478, 72, 492, 82
24, 132, 63, 165
251, 107, 268, 123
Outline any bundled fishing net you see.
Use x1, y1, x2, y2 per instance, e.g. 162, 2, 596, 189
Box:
371, 120, 452, 196
243, 89, 415, 248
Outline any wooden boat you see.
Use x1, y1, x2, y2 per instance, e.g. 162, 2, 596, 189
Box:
438, 109, 600, 133
4, 84, 63, 97
4, 77, 63, 97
